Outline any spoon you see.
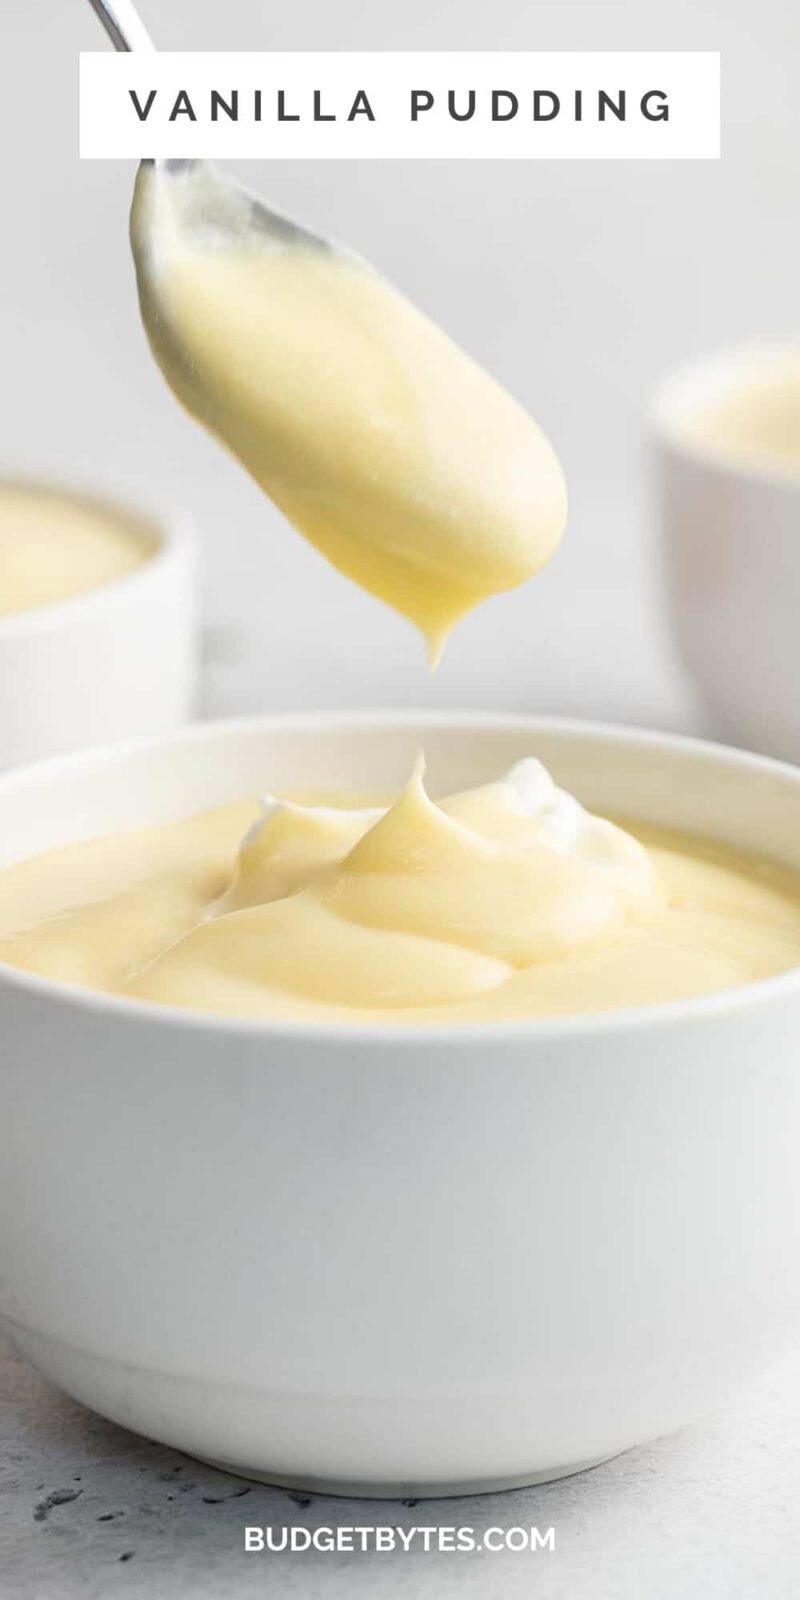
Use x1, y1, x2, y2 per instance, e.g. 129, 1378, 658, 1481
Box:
86, 0, 568, 665
87, 0, 156, 55
85, 0, 335, 253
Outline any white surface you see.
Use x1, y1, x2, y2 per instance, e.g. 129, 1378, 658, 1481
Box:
3, 1335, 800, 1598
3, 715, 800, 1503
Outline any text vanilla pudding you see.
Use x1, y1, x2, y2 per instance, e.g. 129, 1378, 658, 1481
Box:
0, 483, 153, 615
2, 755, 799, 1024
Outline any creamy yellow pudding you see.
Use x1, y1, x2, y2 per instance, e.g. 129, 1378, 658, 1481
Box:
131, 164, 567, 664
2, 757, 799, 1025
0, 484, 152, 616
685, 350, 800, 474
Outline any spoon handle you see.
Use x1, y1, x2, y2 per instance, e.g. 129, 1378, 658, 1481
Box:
86, 0, 156, 53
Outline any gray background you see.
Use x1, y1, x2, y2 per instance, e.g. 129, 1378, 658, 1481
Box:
2, 0, 800, 1595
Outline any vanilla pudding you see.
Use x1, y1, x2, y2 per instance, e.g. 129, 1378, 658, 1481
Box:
0, 482, 153, 615
131, 163, 567, 664
2, 752, 799, 1024
675, 347, 800, 474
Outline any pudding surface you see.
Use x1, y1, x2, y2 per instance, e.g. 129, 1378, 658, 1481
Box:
2, 757, 799, 1024
0, 485, 152, 616
673, 350, 800, 474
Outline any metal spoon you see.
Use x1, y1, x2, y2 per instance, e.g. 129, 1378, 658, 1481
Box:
85, 0, 335, 254
87, 0, 156, 55
83, 0, 568, 666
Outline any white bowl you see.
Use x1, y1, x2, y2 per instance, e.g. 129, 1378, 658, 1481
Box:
1, 711, 800, 1498
652, 345, 800, 761
0, 477, 197, 771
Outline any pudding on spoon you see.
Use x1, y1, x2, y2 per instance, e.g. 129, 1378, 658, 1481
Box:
130, 161, 567, 664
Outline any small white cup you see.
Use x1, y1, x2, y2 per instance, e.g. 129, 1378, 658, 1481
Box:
652, 345, 800, 760
0, 478, 197, 771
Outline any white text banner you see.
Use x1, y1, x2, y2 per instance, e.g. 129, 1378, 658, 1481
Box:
79, 52, 720, 160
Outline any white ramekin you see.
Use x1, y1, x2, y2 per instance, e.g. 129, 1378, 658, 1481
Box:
0, 477, 197, 771
652, 345, 800, 761
1, 711, 800, 1497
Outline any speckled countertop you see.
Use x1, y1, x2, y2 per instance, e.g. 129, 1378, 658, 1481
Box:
2, 1336, 800, 1597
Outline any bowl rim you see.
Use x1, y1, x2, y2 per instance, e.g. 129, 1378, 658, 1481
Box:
2, 707, 800, 1046
650, 341, 800, 491
0, 473, 194, 637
